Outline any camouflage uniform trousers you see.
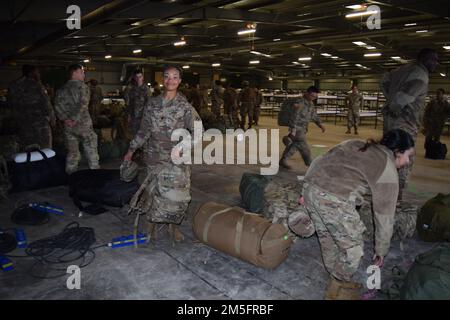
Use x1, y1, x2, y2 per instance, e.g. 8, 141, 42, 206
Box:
383, 115, 417, 194
303, 182, 365, 281
347, 108, 360, 130
145, 162, 191, 225
18, 120, 52, 150
281, 130, 312, 166
224, 104, 240, 129
240, 102, 254, 128
64, 124, 100, 174
253, 104, 261, 125
211, 102, 222, 118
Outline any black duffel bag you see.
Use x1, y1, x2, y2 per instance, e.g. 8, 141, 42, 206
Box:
8, 149, 67, 193
425, 139, 447, 160
69, 169, 140, 213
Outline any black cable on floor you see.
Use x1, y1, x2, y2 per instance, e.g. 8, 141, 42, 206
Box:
24, 222, 99, 279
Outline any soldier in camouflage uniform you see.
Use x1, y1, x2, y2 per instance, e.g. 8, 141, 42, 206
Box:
7, 65, 56, 150
54, 64, 100, 174
253, 85, 263, 126
123, 69, 152, 136
210, 80, 224, 118
423, 88, 450, 144
302, 129, 415, 299
124, 66, 203, 242
380, 48, 439, 200
345, 85, 363, 135
238, 81, 256, 130
223, 83, 240, 129
88, 79, 103, 126
279, 86, 325, 169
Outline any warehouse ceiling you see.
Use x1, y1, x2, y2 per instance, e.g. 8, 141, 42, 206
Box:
1, 0, 450, 79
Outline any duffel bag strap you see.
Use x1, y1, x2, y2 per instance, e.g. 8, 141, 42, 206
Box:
202, 207, 233, 243
234, 214, 246, 256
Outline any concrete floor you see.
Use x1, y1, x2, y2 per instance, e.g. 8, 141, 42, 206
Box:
1, 115, 449, 300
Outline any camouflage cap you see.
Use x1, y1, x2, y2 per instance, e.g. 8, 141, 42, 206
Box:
120, 160, 139, 182
288, 208, 315, 238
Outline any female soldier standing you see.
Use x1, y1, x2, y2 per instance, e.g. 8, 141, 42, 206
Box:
302, 129, 414, 299
124, 65, 202, 242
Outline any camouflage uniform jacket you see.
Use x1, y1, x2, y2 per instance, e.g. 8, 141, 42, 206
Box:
304, 140, 399, 256
423, 99, 450, 137
128, 92, 203, 165
346, 92, 363, 112
223, 88, 238, 108
123, 84, 152, 121
289, 96, 322, 134
210, 85, 224, 105
54, 80, 92, 126
380, 62, 429, 134
238, 87, 256, 104
7, 77, 55, 126
89, 85, 103, 106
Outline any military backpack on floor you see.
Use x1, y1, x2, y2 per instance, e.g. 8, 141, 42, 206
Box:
417, 193, 450, 242
239, 172, 271, 213
400, 243, 450, 300
277, 98, 297, 126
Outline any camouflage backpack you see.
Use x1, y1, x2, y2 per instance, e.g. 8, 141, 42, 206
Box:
277, 98, 297, 126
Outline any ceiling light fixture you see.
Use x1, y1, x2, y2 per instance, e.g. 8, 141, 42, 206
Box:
273, 38, 281, 41
416, 30, 428, 33
292, 61, 300, 65
237, 29, 256, 35
133, 49, 142, 54
268, 76, 273, 80
174, 40, 186, 46
83, 59, 90, 63
352, 41, 367, 46
105, 55, 112, 59
321, 53, 332, 57
346, 9, 379, 18
364, 52, 382, 57
212, 63, 221, 67
182, 65, 190, 69
443, 46, 450, 50
249, 60, 260, 64
391, 56, 401, 60
345, 4, 365, 10
404, 23, 417, 26
250, 50, 271, 58
298, 57, 312, 61
440, 73, 446, 77
366, 46, 376, 50
331, 56, 339, 59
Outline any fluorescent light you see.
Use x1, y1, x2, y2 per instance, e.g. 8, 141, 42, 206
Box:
321, 53, 332, 57
105, 55, 112, 59
364, 53, 382, 57
298, 57, 312, 61
147, 83, 151, 86
331, 56, 339, 59
182, 65, 190, 69
404, 23, 417, 26
391, 56, 401, 60
174, 41, 186, 46
416, 30, 428, 33
443, 46, 450, 50
273, 38, 281, 41
292, 61, 300, 65
352, 41, 367, 46
249, 60, 260, 64
133, 49, 142, 54
131, 21, 140, 26
268, 76, 273, 80
440, 73, 446, 77
346, 10, 378, 18
250, 50, 271, 58
83, 59, 90, 63
345, 4, 364, 10
237, 29, 256, 35
366, 46, 376, 50
356, 64, 368, 69
212, 63, 221, 67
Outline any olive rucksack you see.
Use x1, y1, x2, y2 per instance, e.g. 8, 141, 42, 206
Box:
239, 172, 271, 213
277, 98, 297, 126
416, 193, 450, 242
399, 243, 450, 300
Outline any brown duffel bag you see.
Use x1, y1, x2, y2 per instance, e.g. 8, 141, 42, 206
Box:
193, 202, 293, 269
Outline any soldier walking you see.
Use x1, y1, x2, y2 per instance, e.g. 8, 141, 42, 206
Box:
345, 85, 363, 135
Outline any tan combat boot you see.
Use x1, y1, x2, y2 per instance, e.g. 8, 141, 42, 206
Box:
324, 277, 362, 300
146, 222, 158, 243
345, 129, 351, 134
168, 224, 185, 242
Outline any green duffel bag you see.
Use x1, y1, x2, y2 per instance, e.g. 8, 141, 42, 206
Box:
277, 98, 297, 127
400, 243, 450, 300
416, 193, 450, 242
239, 172, 271, 213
